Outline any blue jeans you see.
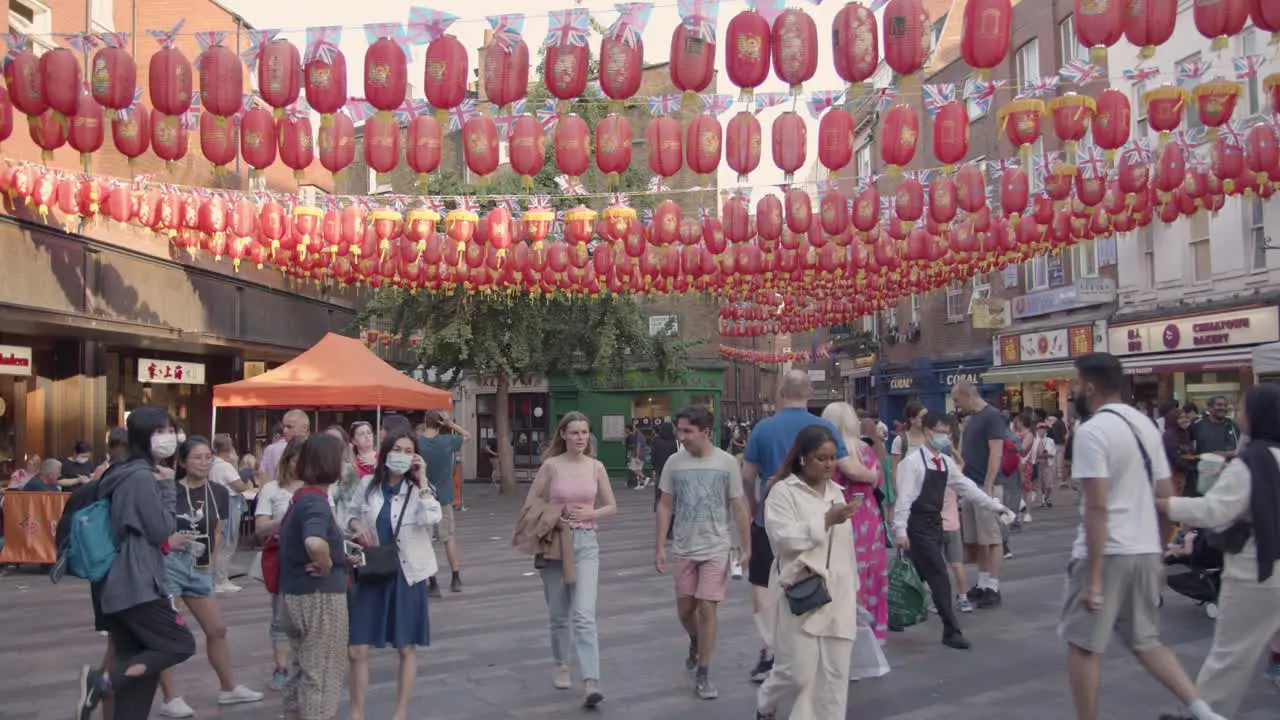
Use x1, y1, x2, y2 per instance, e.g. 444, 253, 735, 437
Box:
540, 529, 600, 681
215, 495, 246, 586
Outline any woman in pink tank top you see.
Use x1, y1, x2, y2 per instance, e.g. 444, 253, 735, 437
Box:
522, 411, 617, 708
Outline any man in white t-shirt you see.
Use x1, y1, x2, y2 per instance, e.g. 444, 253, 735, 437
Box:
1063, 353, 1226, 720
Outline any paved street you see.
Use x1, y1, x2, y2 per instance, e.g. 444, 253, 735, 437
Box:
1, 483, 1276, 719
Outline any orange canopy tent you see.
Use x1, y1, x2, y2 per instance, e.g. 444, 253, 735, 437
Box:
213, 333, 452, 411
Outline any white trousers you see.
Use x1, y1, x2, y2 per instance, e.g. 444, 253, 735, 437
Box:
757, 606, 853, 720
1194, 572, 1280, 718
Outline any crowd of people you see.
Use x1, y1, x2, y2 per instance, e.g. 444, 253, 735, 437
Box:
4, 349, 1269, 719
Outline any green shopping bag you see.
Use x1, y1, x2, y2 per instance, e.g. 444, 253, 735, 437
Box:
887, 551, 928, 631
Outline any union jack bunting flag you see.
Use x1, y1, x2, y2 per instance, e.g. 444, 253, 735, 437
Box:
746, 0, 786, 24
1176, 57, 1212, 86
1171, 129, 1201, 157
146, 20, 184, 48
239, 29, 279, 70
701, 94, 736, 115
305, 26, 341, 64
447, 99, 477, 133
98, 32, 129, 49
1058, 60, 1104, 85
497, 196, 522, 214
922, 83, 955, 115
527, 195, 552, 211
555, 176, 588, 196
536, 99, 559, 132
364, 23, 413, 61
59, 33, 99, 56
647, 176, 664, 193
1020, 75, 1060, 98
546, 8, 590, 48
1220, 120, 1246, 149
987, 158, 1018, 179
678, 0, 719, 43
1122, 139, 1152, 164
607, 3, 652, 48
807, 90, 843, 119
486, 14, 525, 54
1076, 142, 1106, 179
452, 196, 479, 213
608, 193, 631, 208
1233, 54, 1266, 81
648, 94, 682, 116
753, 92, 788, 115
1122, 66, 1160, 83
874, 87, 897, 114
964, 78, 1002, 116
406, 7, 459, 45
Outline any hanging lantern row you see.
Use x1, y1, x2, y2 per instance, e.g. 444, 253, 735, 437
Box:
717, 344, 833, 366
6, 116, 1278, 336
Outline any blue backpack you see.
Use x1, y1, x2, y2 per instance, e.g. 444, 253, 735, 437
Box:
66, 497, 118, 582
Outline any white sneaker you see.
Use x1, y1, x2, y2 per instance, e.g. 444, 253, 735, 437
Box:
215, 581, 242, 594
1021, 512, 1032, 523
218, 685, 265, 705
158, 697, 195, 718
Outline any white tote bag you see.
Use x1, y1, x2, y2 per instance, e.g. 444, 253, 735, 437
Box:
849, 608, 890, 680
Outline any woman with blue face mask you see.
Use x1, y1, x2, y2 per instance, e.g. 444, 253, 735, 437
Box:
344, 429, 442, 720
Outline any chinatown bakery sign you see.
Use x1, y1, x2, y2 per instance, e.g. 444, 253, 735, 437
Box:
1107, 307, 1280, 356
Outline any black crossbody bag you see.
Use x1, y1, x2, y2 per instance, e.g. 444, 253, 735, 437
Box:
783, 527, 834, 615
356, 485, 411, 583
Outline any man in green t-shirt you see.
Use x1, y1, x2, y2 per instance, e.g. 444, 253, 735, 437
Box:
417, 410, 471, 596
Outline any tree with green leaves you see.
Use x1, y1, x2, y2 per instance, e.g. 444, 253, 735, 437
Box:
366, 41, 695, 495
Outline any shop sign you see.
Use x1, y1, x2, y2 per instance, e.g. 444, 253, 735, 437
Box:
138, 359, 206, 385
807, 369, 826, 382
648, 314, 679, 336
885, 375, 914, 391
1012, 277, 1116, 319
971, 298, 1011, 329
1108, 306, 1280, 356
0, 345, 33, 376
998, 325, 1095, 365
943, 371, 982, 387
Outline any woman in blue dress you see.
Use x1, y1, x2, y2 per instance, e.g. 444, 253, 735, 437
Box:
344, 429, 443, 720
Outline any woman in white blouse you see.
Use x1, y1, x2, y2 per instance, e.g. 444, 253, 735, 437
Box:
755, 425, 861, 720
1157, 384, 1280, 720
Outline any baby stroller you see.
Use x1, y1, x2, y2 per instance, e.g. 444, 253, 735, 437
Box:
1163, 529, 1224, 619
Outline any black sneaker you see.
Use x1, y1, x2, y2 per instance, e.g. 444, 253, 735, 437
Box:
450, 574, 462, 593
977, 589, 1002, 609
685, 638, 698, 671
965, 585, 983, 602
427, 578, 443, 598
694, 671, 718, 700
749, 650, 773, 684
756, 711, 777, 720
76, 666, 108, 720
942, 632, 971, 650
582, 685, 604, 709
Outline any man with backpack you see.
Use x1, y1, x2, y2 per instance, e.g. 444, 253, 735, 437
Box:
951, 381, 1014, 609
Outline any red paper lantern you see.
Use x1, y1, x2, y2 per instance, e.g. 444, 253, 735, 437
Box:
882, 0, 929, 79
75, 177, 106, 217
595, 114, 632, 187
646, 116, 683, 178
279, 116, 314, 180
424, 35, 467, 116
544, 43, 589, 103
1143, 85, 1188, 139
670, 24, 715, 96
757, 194, 783, 241
504, 115, 545, 189
1194, 0, 1249, 51
405, 114, 443, 186
258, 39, 302, 116
785, 187, 812, 234
652, 200, 681, 246
485, 206, 515, 257
929, 176, 959, 227
1154, 143, 1187, 194
772, 112, 807, 182
1211, 136, 1245, 193
111, 105, 150, 165
239, 107, 277, 176
305, 47, 348, 118
725, 111, 762, 183
895, 178, 925, 225
40, 48, 81, 119
150, 46, 192, 117
199, 43, 242, 118
483, 36, 530, 110
1074, 0, 1125, 65
931, 101, 970, 169
1075, 172, 1107, 207
565, 205, 598, 245
1254, 0, 1280, 42
832, 3, 879, 89
150, 109, 188, 167
820, 191, 850, 236
363, 112, 400, 177
723, 196, 752, 243
961, 0, 1012, 76
599, 36, 642, 103
772, 9, 819, 95
1092, 88, 1131, 162
955, 163, 987, 212
90, 46, 137, 118
726, 11, 771, 97
1124, 0, 1177, 60
880, 105, 919, 170
818, 108, 854, 176
463, 115, 500, 181
1000, 168, 1030, 219
1246, 123, 1280, 185
5, 46, 45, 122
69, 91, 105, 169
29, 110, 66, 163
318, 111, 355, 178
852, 186, 880, 234
1193, 81, 1241, 133
687, 113, 722, 177
554, 114, 590, 180
200, 107, 238, 170
1048, 93, 1096, 162
998, 99, 1045, 162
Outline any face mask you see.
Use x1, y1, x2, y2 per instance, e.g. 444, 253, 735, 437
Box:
1073, 393, 1091, 420
151, 433, 178, 459
930, 433, 951, 451
385, 451, 413, 475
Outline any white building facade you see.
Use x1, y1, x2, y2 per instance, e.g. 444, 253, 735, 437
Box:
1107, 8, 1280, 409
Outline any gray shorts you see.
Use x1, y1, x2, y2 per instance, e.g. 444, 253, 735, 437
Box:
1058, 554, 1163, 654
960, 496, 1003, 546
942, 530, 963, 564
433, 504, 455, 542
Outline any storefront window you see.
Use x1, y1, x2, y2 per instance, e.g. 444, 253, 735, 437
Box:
1181, 372, 1241, 416
633, 395, 672, 422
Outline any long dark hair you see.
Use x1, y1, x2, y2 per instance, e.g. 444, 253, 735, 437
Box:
776, 424, 839, 483
276, 436, 306, 486
1244, 384, 1280, 445
125, 405, 172, 464
366, 428, 417, 499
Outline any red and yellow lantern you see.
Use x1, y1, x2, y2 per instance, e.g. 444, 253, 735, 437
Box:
772, 9, 818, 95
305, 47, 348, 120
544, 42, 589, 105
565, 205, 598, 245
595, 114, 633, 188
1074, 0, 1125, 65
726, 10, 771, 99
317, 111, 355, 179
483, 36, 530, 111
931, 101, 970, 170
1193, 0, 1249, 52
1092, 88, 1131, 163
669, 23, 715, 97
149, 46, 192, 117
240, 107, 277, 178
818, 108, 854, 177
554, 113, 590, 181
647, 116, 683, 179
40, 48, 81, 120
832, 2, 878, 92
599, 36, 642, 106
772, 112, 807, 182
279, 115, 314, 181
1143, 85, 1189, 141
424, 35, 468, 120
200, 106, 238, 171
111, 105, 150, 166
362, 112, 399, 178
199, 43, 242, 119
1124, 0, 1177, 59
1048, 93, 1096, 165
463, 114, 500, 182
880, 105, 919, 172
882, 0, 929, 80
961, 0, 1012, 78
725, 111, 762, 183
998, 98, 1045, 165
406, 114, 443, 186
687, 112, 722, 178
365, 36, 408, 117
258, 39, 302, 117
1193, 81, 1242, 138
90, 45, 137, 119
69, 91, 105, 171
150, 107, 188, 168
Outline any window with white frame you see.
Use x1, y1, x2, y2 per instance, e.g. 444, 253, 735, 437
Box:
885, 306, 898, 331
945, 282, 965, 321
909, 294, 921, 325
297, 185, 327, 207
1025, 256, 1050, 290
964, 74, 986, 121
1075, 241, 1099, 278
972, 272, 992, 298
89, 0, 113, 32
367, 166, 392, 195
1241, 29, 1262, 117
1248, 197, 1268, 272
9, 0, 54, 53
1016, 39, 1040, 93
1134, 81, 1149, 141
1178, 53, 1205, 132
1189, 211, 1212, 282
1058, 17, 1087, 65
862, 313, 879, 341
856, 141, 873, 177
1139, 225, 1156, 288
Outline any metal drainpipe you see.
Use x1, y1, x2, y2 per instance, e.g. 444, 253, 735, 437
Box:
234, 19, 243, 180
131, 0, 138, 57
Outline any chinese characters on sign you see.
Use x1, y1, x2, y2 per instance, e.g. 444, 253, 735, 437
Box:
996, 326, 1096, 366
1107, 307, 1280, 356
137, 359, 207, 385
0, 345, 33, 376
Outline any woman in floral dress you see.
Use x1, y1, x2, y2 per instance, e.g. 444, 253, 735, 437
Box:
822, 402, 889, 645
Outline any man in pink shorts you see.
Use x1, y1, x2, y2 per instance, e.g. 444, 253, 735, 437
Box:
655, 406, 752, 701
